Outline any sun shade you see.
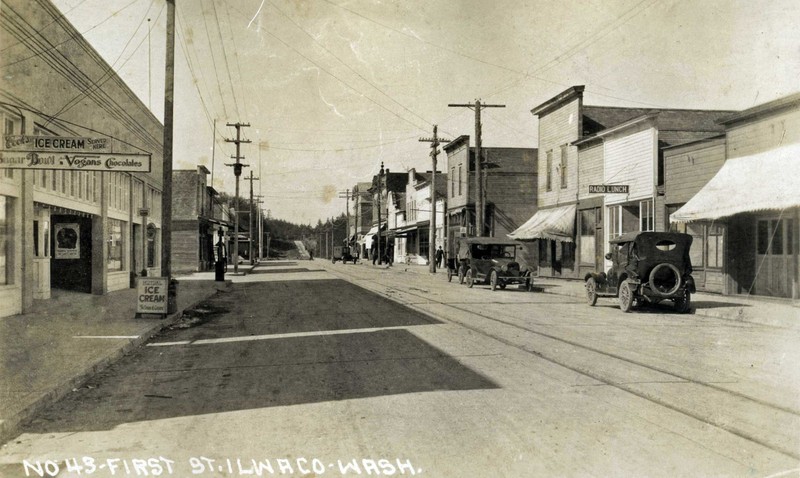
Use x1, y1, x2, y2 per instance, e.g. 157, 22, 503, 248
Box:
671, 143, 800, 222
507, 204, 576, 242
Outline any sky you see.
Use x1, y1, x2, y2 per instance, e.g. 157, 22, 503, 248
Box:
50, 0, 800, 225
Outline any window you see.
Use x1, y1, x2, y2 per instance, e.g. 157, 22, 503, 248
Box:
707, 224, 723, 268
608, 205, 621, 239
640, 199, 654, 232
107, 219, 124, 270
758, 218, 794, 256
451, 167, 455, 197
545, 150, 552, 191
458, 165, 462, 196
560, 145, 567, 189
0, 196, 13, 284
688, 223, 704, 268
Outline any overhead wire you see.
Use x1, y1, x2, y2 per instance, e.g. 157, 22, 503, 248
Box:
199, 0, 230, 119
0, 0, 89, 53
223, 1, 250, 121
210, 0, 242, 119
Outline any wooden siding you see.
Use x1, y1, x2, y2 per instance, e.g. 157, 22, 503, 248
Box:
578, 143, 603, 201
726, 108, 800, 158
538, 97, 580, 208
445, 142, 471, 210
604, 126, 656, 205
664, 139, 726, 205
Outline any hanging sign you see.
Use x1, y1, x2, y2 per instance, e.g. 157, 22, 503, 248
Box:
54, 223, 80, 259
588, 184, 629, 194
4, 135, 110, 153
0, 150, 151, 172
136, 277, 168, 315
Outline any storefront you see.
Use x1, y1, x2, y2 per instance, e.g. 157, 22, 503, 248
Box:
508, 204, 576, 277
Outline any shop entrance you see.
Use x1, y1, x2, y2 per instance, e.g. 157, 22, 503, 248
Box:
50, 215, 92, 293
753, 216, 797, 298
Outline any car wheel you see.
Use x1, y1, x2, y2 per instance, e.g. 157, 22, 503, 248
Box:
586, 277, 598, 306
490, 270, 498, 291
619, 280, 635, 313
466, 269, 474, 288
674, 289, 691, 314
649, 263, 682, 297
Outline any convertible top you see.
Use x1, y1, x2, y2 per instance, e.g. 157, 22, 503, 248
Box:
609, 231, 691, 246
461, 237, 522, 246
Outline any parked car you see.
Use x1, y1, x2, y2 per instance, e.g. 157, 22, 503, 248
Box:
332, 245, 357, 264
584, 231, 695, 313
451, 237, 533, 291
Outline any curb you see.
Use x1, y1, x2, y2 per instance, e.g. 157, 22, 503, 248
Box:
0, 282, 228, 446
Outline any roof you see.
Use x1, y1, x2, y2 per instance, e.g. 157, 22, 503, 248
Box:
719, 92, 800, 126
670, 142, 800, 222
531, 85, 585, 117
582, 106, 653, 136
443, 135, 469, 151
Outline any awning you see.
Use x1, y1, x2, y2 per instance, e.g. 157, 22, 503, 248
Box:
670, 143, 800, 222
507, 204, 576, 242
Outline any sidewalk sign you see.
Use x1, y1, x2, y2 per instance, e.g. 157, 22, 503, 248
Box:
136, 277, 168, 317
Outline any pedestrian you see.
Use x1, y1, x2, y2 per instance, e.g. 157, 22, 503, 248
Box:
436, 246, 444, 268
371, 241, 378, 265
309, 248, 314, 261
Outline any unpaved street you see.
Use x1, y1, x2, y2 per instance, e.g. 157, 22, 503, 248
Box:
1, 260, 798, 477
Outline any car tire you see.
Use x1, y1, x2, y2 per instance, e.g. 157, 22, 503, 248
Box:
649, 263, 682, 297
586, 277, 598, 306
619, 279, 635, 313
674, 289, 691, 314
466, 268, 474, 288
490, 270, 498, 291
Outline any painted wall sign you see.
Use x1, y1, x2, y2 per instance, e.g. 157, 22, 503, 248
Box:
588, 184, 630, 194
137, 277, 168, 315
0, 151, 151, 172
54, 223, 80, 259
3, 135, 110, 152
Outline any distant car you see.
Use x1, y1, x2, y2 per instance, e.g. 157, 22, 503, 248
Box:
332, 245, 357, 264
452, 237, 533, 291
584, 232, 695, 313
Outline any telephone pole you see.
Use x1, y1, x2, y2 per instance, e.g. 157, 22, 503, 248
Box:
376, 162, 385, 265
245, 171, 259, 264
419, 125, 450, 273
338, 189, 351, 244
225, 122, 251, 274
161, 0, 175, 282
448, 100, 505, 236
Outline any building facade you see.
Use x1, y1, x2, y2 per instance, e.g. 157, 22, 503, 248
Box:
0, 0, 165, 317
171, 166, 221, 273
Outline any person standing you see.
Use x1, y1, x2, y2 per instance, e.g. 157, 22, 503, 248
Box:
436, 245, 444, 269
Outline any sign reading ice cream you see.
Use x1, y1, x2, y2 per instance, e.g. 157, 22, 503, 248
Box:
137, 277, 168, 315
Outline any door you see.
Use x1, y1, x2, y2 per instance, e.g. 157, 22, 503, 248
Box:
754, 217, 797, 297
32, 208, 51, 299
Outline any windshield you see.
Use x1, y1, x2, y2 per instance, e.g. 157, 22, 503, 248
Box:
472, 244, 516, 260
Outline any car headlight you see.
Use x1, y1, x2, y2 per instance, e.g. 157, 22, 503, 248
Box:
500, 265, 508, 272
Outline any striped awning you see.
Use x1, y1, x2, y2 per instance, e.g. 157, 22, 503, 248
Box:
670, 143, 800, 222
507, 204, 576, 242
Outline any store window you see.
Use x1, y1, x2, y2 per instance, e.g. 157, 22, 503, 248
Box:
0, 196, 12, 284
545, 150, 553, 191
107, 219, 124, 270
640, 199, 654, 232
688, 223, 704, 268
560, 145, 567, 189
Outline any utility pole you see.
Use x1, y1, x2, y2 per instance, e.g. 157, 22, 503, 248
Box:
338, 189, 351, 245
448, 100, 505, 236
161, 0, 175, 283
245, 171, 259, 265
376, 162, 385, 265
254, 196, 264, 259
419, 125, 451, 273
225, 122, 251, 274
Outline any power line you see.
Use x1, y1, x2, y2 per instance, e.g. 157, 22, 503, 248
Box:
210, 0, 242, 119
223, 1, 249, 121
199, 0, 230, 118
0, 0, 89, 53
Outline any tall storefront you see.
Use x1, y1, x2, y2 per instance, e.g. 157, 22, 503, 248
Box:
0, 0, 165, 317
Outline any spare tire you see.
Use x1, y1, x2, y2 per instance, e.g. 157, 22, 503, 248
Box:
648, 263, 682, 297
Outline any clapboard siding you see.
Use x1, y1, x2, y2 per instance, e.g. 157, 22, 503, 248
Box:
727, 109, 800, 158
538, 97, 580, 207
604, 125, 656, 204
578, 143, 603, 200
664, 138, 726, 205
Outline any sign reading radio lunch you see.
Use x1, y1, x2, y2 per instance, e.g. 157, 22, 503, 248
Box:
0, 135, 151, 172
588, 184, 630, 194
137, 277, 169, 315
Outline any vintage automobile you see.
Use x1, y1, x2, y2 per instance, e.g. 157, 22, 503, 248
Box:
332, 245, 358, 264
584, 231, 695, 313
450, 237, 534, 291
